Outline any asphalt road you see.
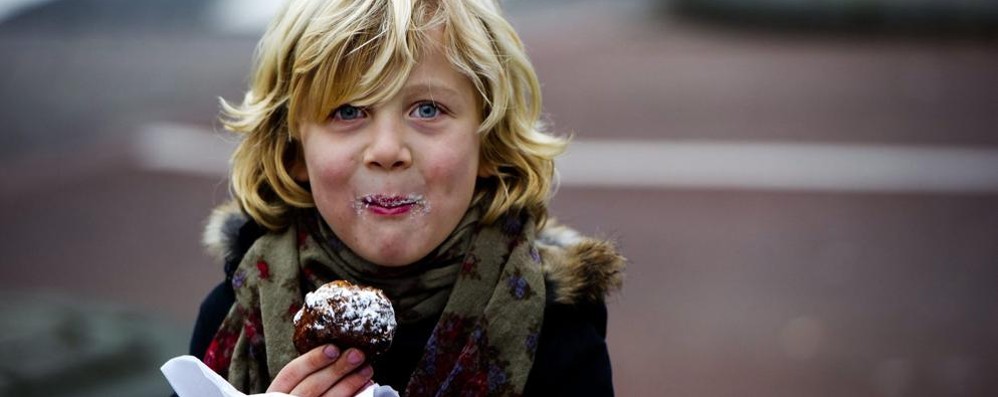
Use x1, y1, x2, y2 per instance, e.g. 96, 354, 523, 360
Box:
1, 1, 996, 396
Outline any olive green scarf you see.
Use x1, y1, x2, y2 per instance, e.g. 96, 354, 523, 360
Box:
204, 208, 546, 396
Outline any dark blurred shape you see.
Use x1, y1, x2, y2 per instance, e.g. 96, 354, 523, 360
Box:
0, 292, 185, 397
0, 0, 213, 35
668, 0, 998, 37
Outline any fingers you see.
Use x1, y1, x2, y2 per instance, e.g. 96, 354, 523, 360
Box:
289, 348, 369, 397
267, 344, 342, 393
321, 365, 374, 397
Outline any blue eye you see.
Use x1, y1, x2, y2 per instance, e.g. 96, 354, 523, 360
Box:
332, 105, 365, 121
411, 102, 440, 119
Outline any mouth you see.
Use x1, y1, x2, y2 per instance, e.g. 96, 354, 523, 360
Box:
355, 194, 428, 216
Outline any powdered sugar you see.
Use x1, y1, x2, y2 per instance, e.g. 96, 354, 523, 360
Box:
295, 282, 397, 339
351, 193, 430, 217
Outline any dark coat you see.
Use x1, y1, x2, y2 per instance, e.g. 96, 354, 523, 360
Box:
188, 207, 624, 395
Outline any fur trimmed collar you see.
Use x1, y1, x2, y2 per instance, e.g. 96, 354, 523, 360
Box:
203, 203, 624, 305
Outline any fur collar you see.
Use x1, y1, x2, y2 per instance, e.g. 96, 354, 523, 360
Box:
536, 222, 625, 305
203, 204, 624, 305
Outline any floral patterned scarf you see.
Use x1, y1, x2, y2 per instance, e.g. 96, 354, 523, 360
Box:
203, 208, 546, 396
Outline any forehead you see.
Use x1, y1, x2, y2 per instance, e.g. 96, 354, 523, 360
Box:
301, 28, 478, 117
397, 40, 476, 102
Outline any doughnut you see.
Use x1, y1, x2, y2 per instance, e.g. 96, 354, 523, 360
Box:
292, 280, 397, 358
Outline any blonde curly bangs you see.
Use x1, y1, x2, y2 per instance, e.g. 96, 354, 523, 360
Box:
221, 0, 567, 231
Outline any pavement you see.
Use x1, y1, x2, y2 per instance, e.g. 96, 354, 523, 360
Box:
1, 1, 996, 396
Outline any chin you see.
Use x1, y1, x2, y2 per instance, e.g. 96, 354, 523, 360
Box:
360, 240, 424, 267
369, 252, 421, 268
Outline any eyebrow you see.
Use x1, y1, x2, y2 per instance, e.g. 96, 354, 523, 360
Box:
400, 81, 463, 103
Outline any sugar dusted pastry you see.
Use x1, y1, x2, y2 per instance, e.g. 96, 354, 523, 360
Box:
293, 280, 397, 358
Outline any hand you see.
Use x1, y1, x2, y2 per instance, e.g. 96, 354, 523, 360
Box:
267, 345, 374, 397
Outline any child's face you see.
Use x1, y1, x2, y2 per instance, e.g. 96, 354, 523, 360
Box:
294, 37, 483, 267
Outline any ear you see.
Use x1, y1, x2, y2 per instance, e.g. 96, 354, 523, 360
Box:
477, 158, 494, 178
291, 160, 309, 182
289, 140, 310, 183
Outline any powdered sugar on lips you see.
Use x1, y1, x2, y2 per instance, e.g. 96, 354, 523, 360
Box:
352, 193, 430, 217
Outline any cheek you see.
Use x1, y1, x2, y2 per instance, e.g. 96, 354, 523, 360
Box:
433, 132, 480, 187
303, 148, 355, 211
427, 150, 478, 193
312, 160, 354, 185
304, 145, 353, 185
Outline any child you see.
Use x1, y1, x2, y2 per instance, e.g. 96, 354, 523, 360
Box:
188, 0, 624, 395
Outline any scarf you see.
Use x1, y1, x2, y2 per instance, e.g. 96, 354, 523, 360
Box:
203, 208, 546, 396
301, 207, 479, 325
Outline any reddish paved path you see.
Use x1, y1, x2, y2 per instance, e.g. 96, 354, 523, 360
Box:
2, 1, 997, 395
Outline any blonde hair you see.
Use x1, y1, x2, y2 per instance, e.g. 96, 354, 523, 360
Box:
221, 0, 567, 231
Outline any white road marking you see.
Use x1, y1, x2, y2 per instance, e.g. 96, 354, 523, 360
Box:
135, 123, 238, 177
559, 140, 998, 193
0, 0, 56, 23
207, 0, 284, 35
137, 123, 998, 193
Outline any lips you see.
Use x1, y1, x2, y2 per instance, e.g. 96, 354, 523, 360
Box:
362, 194, 423, 208
356, 194, 428, 216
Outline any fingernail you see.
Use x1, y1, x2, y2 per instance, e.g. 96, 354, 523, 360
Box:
348, 349, 364, 365
359, 365, 373, 377
323, 345, 339, 360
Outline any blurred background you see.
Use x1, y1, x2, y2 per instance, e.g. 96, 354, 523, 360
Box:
1, 0, 996, 395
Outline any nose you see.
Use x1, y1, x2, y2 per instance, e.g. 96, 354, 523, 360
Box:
363, 118, 412, 171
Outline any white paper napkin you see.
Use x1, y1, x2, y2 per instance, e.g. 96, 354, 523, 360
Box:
161, 355, 377, 397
